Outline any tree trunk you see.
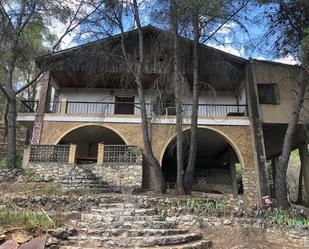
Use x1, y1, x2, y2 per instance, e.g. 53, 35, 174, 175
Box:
132, 0, 166, 193
299, 143, 309, 206
171, 0, 185, 195
184, 12, 199, 194
276, 78, 307, 208
6, 97, 16, 167
296, 158, 303, 204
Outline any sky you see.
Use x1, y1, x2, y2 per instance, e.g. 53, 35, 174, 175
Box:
48, 1, 299, 65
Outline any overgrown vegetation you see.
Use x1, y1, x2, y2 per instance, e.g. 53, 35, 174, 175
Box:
268, 208, 309, 227
175, 199, 236, 210
38, 182, 62, 196
0, 207, 63, 231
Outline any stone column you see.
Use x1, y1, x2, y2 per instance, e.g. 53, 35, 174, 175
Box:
22, 147, 31, 168
68, 144, 77, 164
298, 144, 309, 206
31, 72, 50, 144
229, 149, 238, 195
97, 143, 105, 164
60, 99, 67, 114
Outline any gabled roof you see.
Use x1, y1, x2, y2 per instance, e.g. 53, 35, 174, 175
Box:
37, 25, 247, 67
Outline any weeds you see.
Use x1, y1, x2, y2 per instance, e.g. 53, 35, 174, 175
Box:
68, 188, 91, 196
195, 216, 204, 228
0, 207, 63, 231
268, 208, 309, 227
38, 182, 62, 196
175, 199, 236, 211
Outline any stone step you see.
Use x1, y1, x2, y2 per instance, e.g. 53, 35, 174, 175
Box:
97, 203, 136, 208
69, 233, 202, 247
71, 220, 177, 229
81, 213, 164, 222
91, 208, 155, 215
77, 228, 190, 237
146, 240, 212, 249
60, 240, 212, 249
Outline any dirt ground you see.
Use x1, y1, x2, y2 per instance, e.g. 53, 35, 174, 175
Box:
204, 225, 306, 249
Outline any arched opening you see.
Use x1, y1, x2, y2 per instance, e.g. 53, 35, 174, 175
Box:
162, 128, 243, 194
59, 125, 126, 163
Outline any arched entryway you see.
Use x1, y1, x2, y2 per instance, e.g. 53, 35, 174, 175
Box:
58, 125, 126, 163
162, 128, 243, 194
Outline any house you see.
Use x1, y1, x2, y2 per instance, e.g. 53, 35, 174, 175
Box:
17, 26, 309, 206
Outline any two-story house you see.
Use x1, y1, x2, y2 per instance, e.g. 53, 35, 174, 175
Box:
18, 26, 308, 206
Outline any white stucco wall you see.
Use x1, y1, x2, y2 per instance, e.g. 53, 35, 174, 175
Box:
58, 87, 247, 116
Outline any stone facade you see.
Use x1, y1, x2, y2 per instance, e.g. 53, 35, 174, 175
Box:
37, 120, 258, 206
25, 156, 143, 192
0, 168, 23, 181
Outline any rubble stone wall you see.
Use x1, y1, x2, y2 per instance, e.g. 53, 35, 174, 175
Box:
25, 157, 143, 192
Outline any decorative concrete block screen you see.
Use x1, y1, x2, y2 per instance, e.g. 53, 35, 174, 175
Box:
103, 145, 140, 163
29, 145, 70, 163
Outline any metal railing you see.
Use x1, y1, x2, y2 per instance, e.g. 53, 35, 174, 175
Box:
29, 145, 70, 163
20, 100, 248, 117
66, 101, 152, 115
103, 145, 141, 163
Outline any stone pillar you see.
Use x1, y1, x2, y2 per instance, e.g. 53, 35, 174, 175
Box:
97, 143, 105, 164
31, 72, 50, 144
60, 99, 67, 114
68, 144, 77, 164
22, 147, 31, 168
229, 149, 238, 195
245, 61, 270, 207
299, 144, 309, 206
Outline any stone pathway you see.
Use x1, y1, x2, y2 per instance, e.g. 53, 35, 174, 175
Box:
60, 201, 212, 248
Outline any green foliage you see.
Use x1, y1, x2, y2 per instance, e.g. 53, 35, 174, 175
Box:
0, 207, 62, 231
39, 182, 62, 196
154, 206, 168, 216
0, 160, 7, 169
195, 216, 204, 228
175, 199, 236, 210
267, 208, 309, 227
68, 188, 91, 196
22, 169, 37, 182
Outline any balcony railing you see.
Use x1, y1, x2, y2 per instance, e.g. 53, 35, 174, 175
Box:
20, 100, 248, 117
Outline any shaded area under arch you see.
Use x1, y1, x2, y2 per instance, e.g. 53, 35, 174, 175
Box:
59, 125, 126, 163
162, 128, 243, 194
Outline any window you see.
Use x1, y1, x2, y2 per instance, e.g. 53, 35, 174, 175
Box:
115, 96, 135, 114
257, 84, 280, 104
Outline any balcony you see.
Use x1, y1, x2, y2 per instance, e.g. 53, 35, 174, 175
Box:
20, 100, 248, 117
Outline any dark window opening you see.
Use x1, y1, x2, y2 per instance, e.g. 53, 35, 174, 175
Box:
257, 83, 280, 104
115, 96, 135, 114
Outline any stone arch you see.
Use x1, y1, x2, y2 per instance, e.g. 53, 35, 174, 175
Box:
54, 123, 129, 145
160, 126, 245, 194
56, 124, 128, 163
159, 126, 245, 169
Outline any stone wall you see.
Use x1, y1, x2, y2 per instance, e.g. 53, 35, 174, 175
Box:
26, 158, 143, 192
0, 168, 23, 181
37, 120, 258, 206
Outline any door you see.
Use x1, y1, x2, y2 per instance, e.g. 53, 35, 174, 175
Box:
115, 96, 135, 114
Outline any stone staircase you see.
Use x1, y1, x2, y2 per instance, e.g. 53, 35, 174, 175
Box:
55, 165, 110, 192
60, 201, 212, 248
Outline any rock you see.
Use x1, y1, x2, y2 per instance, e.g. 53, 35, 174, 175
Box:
51, 228, 68, 240
19, 235, 47, 249
0, 240, 19, 249
11, 230, 32, 244
223, 219, 232, 225
0, 234, 6, 242
46, 236, 58, 246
